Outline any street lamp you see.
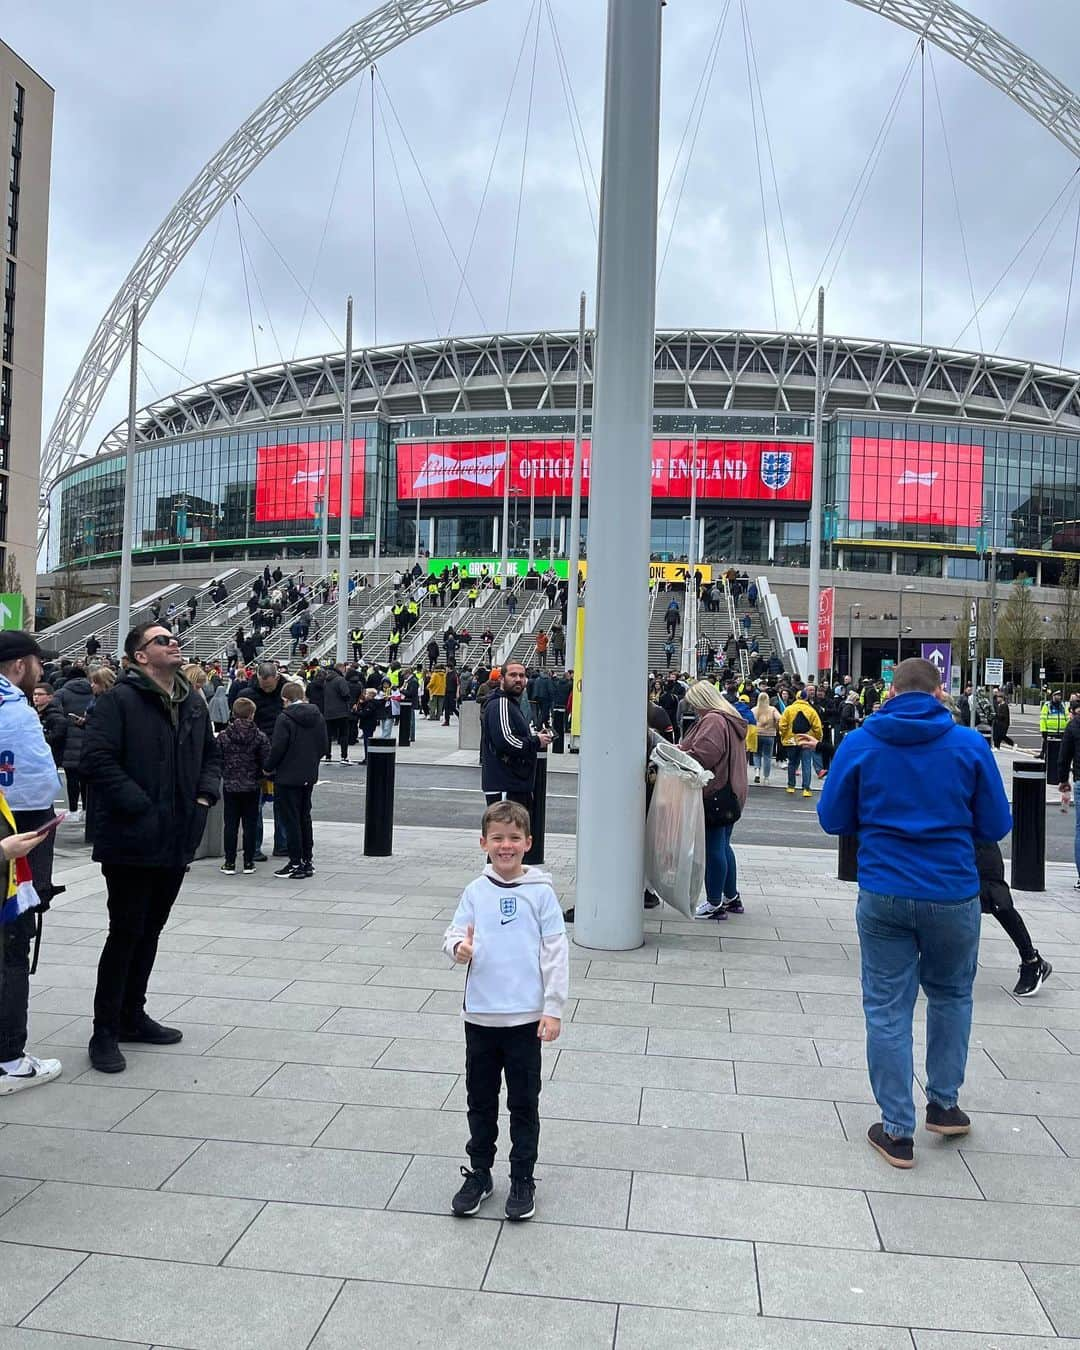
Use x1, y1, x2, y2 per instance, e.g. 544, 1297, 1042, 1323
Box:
897, 584, 916, 663
847, 603, 860, 680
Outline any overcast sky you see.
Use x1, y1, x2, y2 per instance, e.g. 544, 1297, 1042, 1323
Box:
7, 0, 1080, 461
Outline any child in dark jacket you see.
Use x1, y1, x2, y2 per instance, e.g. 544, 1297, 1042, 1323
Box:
976, 840, 1052, 996
265, 681, 329, 880
218, 697, 270, 875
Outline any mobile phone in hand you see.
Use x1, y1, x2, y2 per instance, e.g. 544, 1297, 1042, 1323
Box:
32, 813, 66, 838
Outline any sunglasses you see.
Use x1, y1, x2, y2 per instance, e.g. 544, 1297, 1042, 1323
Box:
138, 634, 179, 651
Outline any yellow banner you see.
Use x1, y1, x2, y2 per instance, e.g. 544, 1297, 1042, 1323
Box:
570, 606, 585, 738
649, 562, 713, 585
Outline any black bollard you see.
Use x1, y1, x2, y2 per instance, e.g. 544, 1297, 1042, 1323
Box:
1011, 760, 1046, 893
364, 738, 397, 857
1045, 733, 1063, 785
524, 751, 548, 866
551, 707, 566, 754
398, 701, 414, 749
838, 834, 859, 883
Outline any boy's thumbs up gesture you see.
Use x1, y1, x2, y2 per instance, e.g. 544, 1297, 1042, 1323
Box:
454, 924, 475, 964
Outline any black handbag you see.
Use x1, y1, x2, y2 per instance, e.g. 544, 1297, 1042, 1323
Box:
701, 718, 743, 827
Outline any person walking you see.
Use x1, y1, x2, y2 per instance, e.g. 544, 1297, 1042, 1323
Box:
82, 622, 221, 1074
680, 681, 748, 921
54, 666, 93, 821
534, 630, 549, 669
1041, 689, 1068, 756
991, 693, 1015, 749
664, 599, 680, 640
1056, 700, 1080, 888
217, 697, 270, 875
753, 690, 780, 784
779, 688, 823, 797
265, 682, 327, 880
817, 657, 1011, 1168
443, 666, 460, 726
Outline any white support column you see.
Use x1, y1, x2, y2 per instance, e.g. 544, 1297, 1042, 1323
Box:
567, 291, 587, 675
575, 0, 663, 953
807, 288, 825, 678
768, 517, 776, 561
335, 297, 354, 664
116, 303, 139, 657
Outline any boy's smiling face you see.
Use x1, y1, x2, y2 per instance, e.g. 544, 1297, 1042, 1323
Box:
481, 822, 530, 879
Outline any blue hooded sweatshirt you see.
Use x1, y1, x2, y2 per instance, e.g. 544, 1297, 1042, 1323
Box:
817, 690, 1011, 902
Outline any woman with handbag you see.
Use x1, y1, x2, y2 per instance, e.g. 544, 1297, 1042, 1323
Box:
679, 680, 749, 921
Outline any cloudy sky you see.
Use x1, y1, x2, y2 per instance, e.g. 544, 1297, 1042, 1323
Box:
7, 0, 1080, 463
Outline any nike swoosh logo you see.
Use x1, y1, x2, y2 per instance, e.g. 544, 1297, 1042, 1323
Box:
500, 918, 515, 925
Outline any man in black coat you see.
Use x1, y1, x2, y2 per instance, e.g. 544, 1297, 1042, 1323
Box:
322, 661, 355, 764
81, 622, 221, 1074
230, 662, 287, 856
480, 662, 551, 812
265, 682, 328, 879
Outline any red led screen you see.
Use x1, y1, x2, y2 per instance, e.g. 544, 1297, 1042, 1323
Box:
253, 440, 365, 522
848, 437, 984, 527
395, 438, 812, 503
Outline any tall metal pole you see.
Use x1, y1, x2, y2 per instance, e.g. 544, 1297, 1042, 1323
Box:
319, 423, 330, 582
335, 296, 354, 664
117, 302, 139, 657
807, 287, 826, 679
682, 429, 698, 673
414, 494, 421, 561
566, 291, 587, 674
576, 0, 662, 953
549, 490, 556, 562
372, 445, 383, 584
989, 544, 998, 659
500, 430, 510, 586
527, 449, 536, 569
897, 589, 904, 664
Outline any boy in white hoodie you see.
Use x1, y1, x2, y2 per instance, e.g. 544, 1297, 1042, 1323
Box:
443, 799, 569, 1222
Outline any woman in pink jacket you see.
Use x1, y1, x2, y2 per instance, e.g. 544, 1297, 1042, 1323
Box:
680, 680, 749, 921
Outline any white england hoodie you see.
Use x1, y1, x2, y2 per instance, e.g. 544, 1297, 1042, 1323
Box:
443, 865, 569, 1027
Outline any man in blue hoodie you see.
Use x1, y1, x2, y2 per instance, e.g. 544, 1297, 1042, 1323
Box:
817, 657, 1011, 1169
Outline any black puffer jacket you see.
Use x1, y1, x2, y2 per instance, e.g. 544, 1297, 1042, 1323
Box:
230, 676, 285, 738
80, 670, 222, 868
265, 702, 329, 786
55, 676, 93, 772
323, 673, 354, 721
218, 717, 271, 794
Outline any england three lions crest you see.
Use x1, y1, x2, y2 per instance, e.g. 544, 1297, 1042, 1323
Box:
500, 896, 517, 919
760, 450, 793, 491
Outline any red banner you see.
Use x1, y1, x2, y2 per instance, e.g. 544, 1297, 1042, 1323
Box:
848, 437, 983, 527
254, 440, 365, 523
817, 587, 835, 673
395, 437, 812, 503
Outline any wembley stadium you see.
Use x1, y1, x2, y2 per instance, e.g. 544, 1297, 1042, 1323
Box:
46, 327, 1080, 590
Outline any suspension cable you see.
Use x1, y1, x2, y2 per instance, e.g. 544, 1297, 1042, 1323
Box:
371, 68, 378, 346
136, 359, 161, 401
138, 341, 193, 386
657, 0, 732, 284
376, 70, 489, 330
952, 166, 1080, 348
233, 196, 259, 366
927, 46, 983, 350
505, 2, 542, 332
292, 79, 364, 357
798, 39, 920, 327
545, 0, 598, 203
1061, 191, 1080, 367
658, 5, 726, 222
239, 211, 287, 368
743, 3, 799, 328
544, 0, 597, 239
447, 1, 538, 336
994, 171, 1080, 354
182, 209, 223, 375
373, 80, 440, 337
741, 0, 777, 328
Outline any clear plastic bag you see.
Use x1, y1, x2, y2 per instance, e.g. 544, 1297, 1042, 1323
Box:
644, 741, 710, 919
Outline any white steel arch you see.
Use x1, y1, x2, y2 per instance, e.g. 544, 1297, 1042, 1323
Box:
39, 0, 1080, 550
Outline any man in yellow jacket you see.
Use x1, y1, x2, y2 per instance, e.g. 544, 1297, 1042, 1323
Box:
779, 689, 823, 798
428, 666, 447, 720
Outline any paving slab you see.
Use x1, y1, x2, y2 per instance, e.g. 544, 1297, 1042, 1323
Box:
163, 1138, 410, 1206
0, 1242, 88, 1328
616, 1307, 914, 1349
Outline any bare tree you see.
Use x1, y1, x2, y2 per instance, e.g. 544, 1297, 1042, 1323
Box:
998, 577, 1042, 710
2, 557, 31, 632
1054, 561, 1080, 684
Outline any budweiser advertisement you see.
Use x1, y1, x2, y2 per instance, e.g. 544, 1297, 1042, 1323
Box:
396, 437, 812, 502
254, 440, 365, 523
848, 437, 984, 527
817, 587, 835, 673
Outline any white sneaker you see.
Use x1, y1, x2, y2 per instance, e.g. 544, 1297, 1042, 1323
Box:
0, 1054, 62, 1094
70, 809, 84, 824
694, 900, 724, 919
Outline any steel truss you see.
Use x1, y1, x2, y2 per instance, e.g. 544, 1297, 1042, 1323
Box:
86, 330, 1080, 461
40, 0, 1080, 547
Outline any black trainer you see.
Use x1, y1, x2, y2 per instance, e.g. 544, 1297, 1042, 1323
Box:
88, 1032, 126, 1074
118, 1014, 183, 1046
451, 1165, 493, 1217
722, 894, 744, 915
273, 863, 298, 878
1014, 954, 1052, 997
867, 1122, 914, 1168
925, 1103, 970, 1136
505, 1176, 536, 1221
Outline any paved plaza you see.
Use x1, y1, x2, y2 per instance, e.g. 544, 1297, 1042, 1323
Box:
0, 821, 1078, 1347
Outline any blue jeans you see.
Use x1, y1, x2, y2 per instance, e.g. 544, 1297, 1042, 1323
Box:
856, 889, 981, 1138
756, 736, 774, 779
786, 746, 812, 789
704, 824, 738, 903
1074, 801, 1080, 878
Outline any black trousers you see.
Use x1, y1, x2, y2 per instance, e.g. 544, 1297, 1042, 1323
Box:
326, 718, 350, 759
65, 769, 83, 812
1, 808, 57, 1061
276, 783, 314, 866
465, 1020, 542, 1178
352, 644, 363, 663
223, 789, 260, 867
93, 864, 187, 1035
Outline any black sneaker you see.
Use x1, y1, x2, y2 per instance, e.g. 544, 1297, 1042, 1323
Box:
243, 864, 257, 875
722, 894, 744, 915
252, 852, 268, 863
219, 863, 236, 875
118, 1014, 183, 1045
451, 1165, 493, 1217
505, 1176, 536, 1221
1014, 954, 1052, 997
293, 864, 314, 880
274, 863, 298, 878
88, 1032, 126, 1074
867, 1122, 914, 1168
925, 1103, 971, 1136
